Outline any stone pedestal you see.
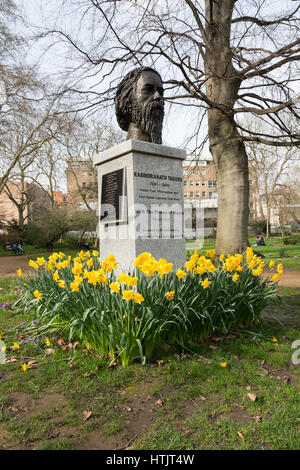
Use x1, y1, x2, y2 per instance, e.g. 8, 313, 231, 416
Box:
93, 139, 186, 273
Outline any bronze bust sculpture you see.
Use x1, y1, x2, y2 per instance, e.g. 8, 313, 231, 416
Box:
115, 67, 164, 144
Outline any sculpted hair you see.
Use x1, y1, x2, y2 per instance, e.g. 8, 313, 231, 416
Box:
114, 67, 162, 132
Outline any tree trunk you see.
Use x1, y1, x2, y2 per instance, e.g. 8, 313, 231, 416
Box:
205, 0, 249, 254
208, 112, 249, 254
18, 205, 24, 229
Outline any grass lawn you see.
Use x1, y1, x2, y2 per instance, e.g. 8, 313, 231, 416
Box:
186, 237, 300, 270
0, 276, 299, 450
0, 245, 80, 258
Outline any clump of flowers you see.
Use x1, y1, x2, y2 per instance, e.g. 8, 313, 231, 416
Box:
16, 246, 281, 366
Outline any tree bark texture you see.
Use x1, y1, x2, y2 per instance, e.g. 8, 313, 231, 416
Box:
205, 0, 249, 253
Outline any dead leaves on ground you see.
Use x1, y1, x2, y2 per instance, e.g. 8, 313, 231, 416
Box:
5, 356, 18, 363
44, 348, 55, 356
82, 411, 92, 422
247, 393, 258, 402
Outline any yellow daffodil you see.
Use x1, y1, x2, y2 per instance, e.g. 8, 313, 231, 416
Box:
220, 362, 227, 368
1, 345, 6, 352
185, 260, 195, 272
232, 273, 239, 282
126, 276, 138, 287
134, 252, 152, 268
201, 278, 210, 289
134, 293, 144, 304
206, 249, 216, 259
45, 338, 51, 346
12, 342, 20, 350
72, 263, 83, 275
52, 271, 59, 281
165, 291, 175, 300
118, 272, 129, 283
87, 259, 94, 268
58, 280, 65, 289
194, 265, 206, 275
93, 250, 99, 257
252, 267, 263, 276
70, 282, 80, 292
122, 290, 134, 301
272, 273, 280, 282
109, 282, 120, 293
269, 260, 275, 268
246, 247, 254, 263
176, 269, 187, 279
36, 257, 46, 266
34, 290, 42, 300
16, 268, 22, 277
58, 252, 65, 259
21, 364, 32, 372
219, 254, 225, 262
156, 259, 173, 276
272, 337, 278, 343
29, 260, 38, 269
197, 255, 206, 266
49, 254, 59, 264
190, 251, 199, 263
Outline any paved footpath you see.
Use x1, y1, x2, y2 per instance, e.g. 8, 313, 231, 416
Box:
0, 254, 46, 277
0, 253, 299, 287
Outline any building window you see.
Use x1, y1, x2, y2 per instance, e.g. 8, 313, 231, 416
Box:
202, 191, 206, 197
82, 171, 87, 178
201, 170, 206, 176
194, 169, 200, 175
196, 180, 200, 186
208, 181, 217, 188
82, 182, 86, 187
184, 192, 188, 198
202, 181, 206, 186
184, 180, 187, 186
89, 171, 93, 177
196, 192, 200, 197
190, 181, 194, 186
190, 192, 194, 197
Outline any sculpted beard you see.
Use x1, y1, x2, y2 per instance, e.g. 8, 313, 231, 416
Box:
131, 99, 164, 144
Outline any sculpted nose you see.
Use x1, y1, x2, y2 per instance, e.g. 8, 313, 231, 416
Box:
153, 90, 161, 100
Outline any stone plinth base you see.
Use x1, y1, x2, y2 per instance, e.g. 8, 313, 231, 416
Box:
93, 139, 186, 273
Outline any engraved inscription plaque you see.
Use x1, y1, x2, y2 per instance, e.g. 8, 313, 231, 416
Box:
100, 168, 126, 223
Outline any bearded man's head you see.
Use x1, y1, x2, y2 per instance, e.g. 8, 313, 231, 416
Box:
115, 67, 164, 144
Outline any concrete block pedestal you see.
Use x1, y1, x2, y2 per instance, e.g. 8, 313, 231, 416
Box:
93, 139, 186, 273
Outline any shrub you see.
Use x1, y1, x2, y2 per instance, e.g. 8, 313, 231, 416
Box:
283, 235, 300, 245
15, 248, 282, 367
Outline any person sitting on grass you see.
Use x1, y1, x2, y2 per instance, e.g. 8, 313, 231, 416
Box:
259, 234, 266, 246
